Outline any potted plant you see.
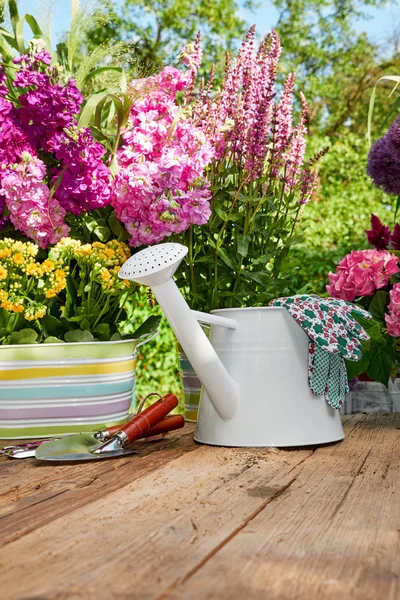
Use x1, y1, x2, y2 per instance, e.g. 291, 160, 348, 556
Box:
0, 3, 160, 438
108, 28, 326, 418
326, 214, 400, 412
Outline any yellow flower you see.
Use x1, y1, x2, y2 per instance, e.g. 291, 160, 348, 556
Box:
45, 289, 57, 298
0, 248, 11, 260
0, 290, 8, 301
101, 269, 112, 282
80, 244, 92, 256
0, 266, 7, 280
12, 253, 25, 265
42, 259, 55, 273
1, 299, 24, 313
26, 263, 40, 276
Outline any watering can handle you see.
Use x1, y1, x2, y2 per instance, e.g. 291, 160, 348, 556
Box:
191, 310, 238, 330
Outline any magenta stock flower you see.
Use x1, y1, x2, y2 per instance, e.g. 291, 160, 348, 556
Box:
0, 44, 111, 246
385, 283, 400, 336
366, 214, 390, 249
327, 249, 400, 302
111, 64, 214, 247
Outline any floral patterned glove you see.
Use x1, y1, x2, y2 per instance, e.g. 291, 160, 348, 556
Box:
270, 295, 371, 408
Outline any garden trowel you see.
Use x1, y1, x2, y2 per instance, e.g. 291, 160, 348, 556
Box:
35, 394, 182, 462
0, 414, 185, 459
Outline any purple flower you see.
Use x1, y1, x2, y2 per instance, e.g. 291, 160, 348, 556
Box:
366, 214, 390, 249
367, 133, 400, 195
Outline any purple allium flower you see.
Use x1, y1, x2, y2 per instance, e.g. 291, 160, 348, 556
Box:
366, 213, 390, 249
367, 134, 400, 196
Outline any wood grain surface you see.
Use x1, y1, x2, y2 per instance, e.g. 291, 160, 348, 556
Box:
0, 414, 399, 600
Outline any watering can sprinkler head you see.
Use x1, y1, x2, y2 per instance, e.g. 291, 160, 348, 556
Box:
119, 243, 188, 287
119, 242, 240, 422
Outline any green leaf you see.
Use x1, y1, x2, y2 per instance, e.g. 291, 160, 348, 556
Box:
44, 336, 65, 344
9, 328, 38, 345
217, 247, 236, 269
236, 235, 249, 258
132, 315, 161, 340
345, 350, 371, 380
64, 330, 95, 343
214, 206, 229, 221
81, 318, 91, 331
367, 344, 395, 387
369, 291, 389, 320
94, 323, 110, 341
25, 14, 43, 36
94, 225, 111, 242
242, 271, 270, 285
8, 0, 19, 35
78, 91, 112, 128
40, 315, 65, 337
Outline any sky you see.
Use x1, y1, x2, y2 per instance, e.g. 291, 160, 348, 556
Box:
14, 0, 400, 47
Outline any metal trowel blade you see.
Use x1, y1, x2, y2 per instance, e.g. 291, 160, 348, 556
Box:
35, 434, 138, 462
36, 448, 138, 461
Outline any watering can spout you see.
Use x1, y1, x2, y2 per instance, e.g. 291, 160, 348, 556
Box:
119, 243, 239, 421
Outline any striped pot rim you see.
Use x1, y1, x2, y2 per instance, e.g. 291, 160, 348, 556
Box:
0, 339, 140, 362
0, 390, 132, 408
0, 353, 137, 369
0, 371, 135, 388
0, 358, 136, 381
0, 409, 129, 427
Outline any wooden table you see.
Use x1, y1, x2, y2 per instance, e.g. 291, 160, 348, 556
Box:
0, 413, 399, 600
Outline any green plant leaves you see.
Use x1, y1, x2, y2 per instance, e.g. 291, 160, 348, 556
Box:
9, 329, 38, 344
368, 290, 389, 320
64, 330, 95, 343
132, 315, 161, 340
367, 344, 395, 386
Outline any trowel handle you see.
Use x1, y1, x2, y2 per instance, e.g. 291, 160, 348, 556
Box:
118, 394, 179, 443
141, 414, 185, 436
106, 414, 184, 438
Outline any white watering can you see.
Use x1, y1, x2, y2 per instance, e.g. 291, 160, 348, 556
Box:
120, 243, 344, 447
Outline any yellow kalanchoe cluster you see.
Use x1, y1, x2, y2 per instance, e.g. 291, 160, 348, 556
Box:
50, 238, 133, 294
0, 239, 68, 320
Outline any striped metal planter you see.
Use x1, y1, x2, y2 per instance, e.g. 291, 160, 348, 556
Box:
0, 339, 142, 439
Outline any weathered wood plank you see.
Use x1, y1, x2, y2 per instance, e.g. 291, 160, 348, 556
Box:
0, 426, 317, 599
0, 414, 397, 600
0, 426, 197, 544
169, 413, 400, 600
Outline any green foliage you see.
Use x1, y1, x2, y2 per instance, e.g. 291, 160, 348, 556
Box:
285, 133, 394, 295
85, 0, 259, 79
273, 0, 398, 137
345, 312, 396, 386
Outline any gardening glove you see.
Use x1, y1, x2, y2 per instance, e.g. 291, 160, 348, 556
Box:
270, 295, 370, 409
270, 295, 371, 360
308, 343, 350, 409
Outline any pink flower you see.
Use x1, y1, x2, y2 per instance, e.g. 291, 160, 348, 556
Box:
327, 249, 400, 302
111, 76, 214, 246
385, 283, 400, 336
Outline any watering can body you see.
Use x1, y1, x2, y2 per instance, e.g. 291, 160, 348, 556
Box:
195, 307, 344, 447
118, 243, 344, 448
